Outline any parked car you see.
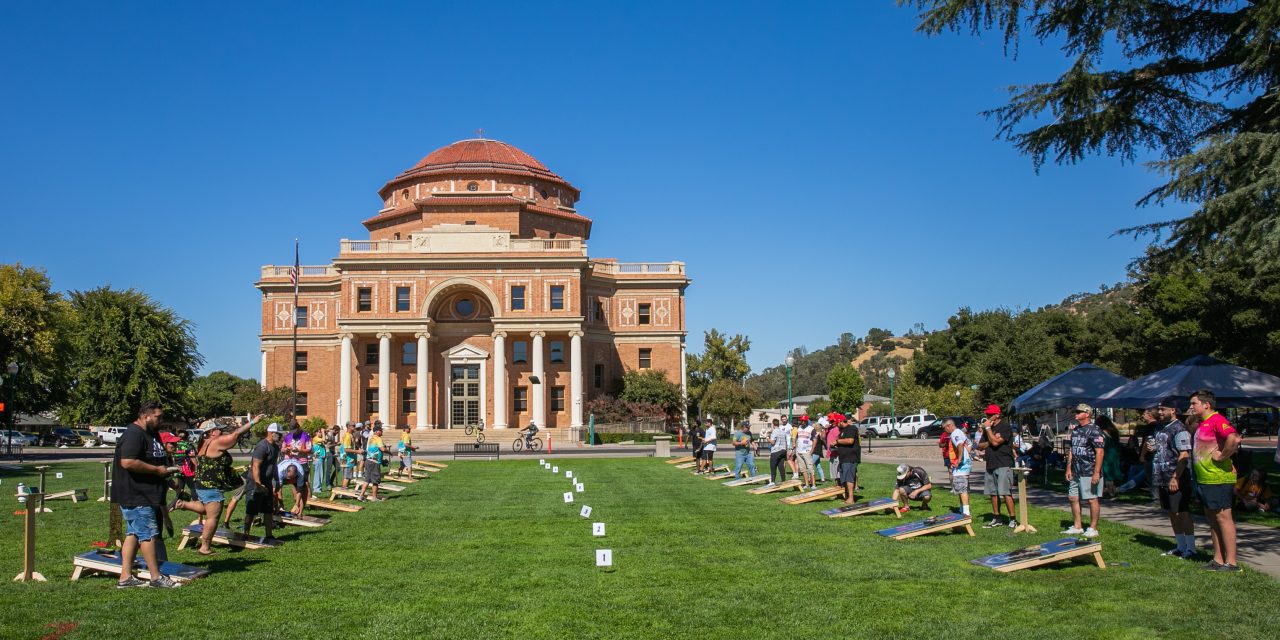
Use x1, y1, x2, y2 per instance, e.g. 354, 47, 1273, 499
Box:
917, 416, 978, 439
45, 427, 82, 447
96, 426, 127, 445
74, 429, 100, 446
0, 430, 38, 447
894, 413, 939, 438
860, 416, 898, 438
1236, 412, 1278, 436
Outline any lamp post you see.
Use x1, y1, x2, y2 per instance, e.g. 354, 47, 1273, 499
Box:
784, 355, 795, 426
3, 362, 17, 458
887, 368, 896, 437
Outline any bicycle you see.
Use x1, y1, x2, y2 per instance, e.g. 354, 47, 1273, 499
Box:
463, 421, 485, 443
512, 435, 543, 452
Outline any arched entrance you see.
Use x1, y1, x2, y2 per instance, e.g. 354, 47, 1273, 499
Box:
424, 280, 498, 429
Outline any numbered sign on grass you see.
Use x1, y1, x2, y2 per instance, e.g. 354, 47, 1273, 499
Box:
553, 466, 559, 473
575, 483, 584, 493
565, 470, 573, 479
539, 459, 545, 465
596, 549, 613, 567
592, 522, 606, 537
580, 505, 592, 518
563, 492, 574, 504
56, 473, 63, 479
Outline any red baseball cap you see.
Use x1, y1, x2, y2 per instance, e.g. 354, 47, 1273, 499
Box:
984, 404, 1002, 416
159, 432, 181, 444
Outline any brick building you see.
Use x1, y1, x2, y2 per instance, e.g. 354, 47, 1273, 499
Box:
256, 138, 689, 431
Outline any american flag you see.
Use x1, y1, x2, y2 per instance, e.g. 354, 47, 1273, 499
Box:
290, 240, 300, 289
289, 264, 298, 287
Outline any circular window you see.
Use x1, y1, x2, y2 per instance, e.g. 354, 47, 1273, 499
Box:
455, 298, 475, 317
467, 182, 479, 192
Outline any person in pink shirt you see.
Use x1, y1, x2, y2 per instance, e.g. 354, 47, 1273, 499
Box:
824, 417, 840, 485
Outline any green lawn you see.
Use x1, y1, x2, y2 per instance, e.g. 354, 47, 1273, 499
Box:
2, 458, 1279, 640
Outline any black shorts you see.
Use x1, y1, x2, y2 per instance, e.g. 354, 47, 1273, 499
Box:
1198, 483, 1234, 511
245, 489, 273, 516
1158, 486, 1190, 513
701, 449, 716, 460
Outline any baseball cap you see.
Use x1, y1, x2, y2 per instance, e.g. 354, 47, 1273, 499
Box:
159, 432, 181, 444
1156, 396, 1181, 410
266, 422, 282, 434
896, 464, 910, 480
984, 404, 1002, 416
373, 425, 383, 433
1073, 403, 1092, 413
355, 422, 364, 429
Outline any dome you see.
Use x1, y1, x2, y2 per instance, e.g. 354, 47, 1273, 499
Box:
382, 138, 576, 196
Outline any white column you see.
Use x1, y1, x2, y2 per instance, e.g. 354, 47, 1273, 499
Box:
339, 334, 352, 425
493, 331, 508, 428
377, 332, 392, 426
415, 332, 429, 430
570, 330, 584, 428
260, 350, 268, 389
531, 330, 545, 427
680, 341, 688, 430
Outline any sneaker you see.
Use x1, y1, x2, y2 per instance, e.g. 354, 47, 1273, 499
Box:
1214, 563, 1242, 572
900, 506, 911, 513
1008, 519, 1018, 529
117, 576, 148, 589
1179, 550, 1197, 560
764, 482, 776, 488
148, 575, 181, 589
1161, 548, 1182, 557
1062, 526, 1085, 535
983, 518, 1003, 528
1202, 561, 1223, 570
1083, 527, 1099, 538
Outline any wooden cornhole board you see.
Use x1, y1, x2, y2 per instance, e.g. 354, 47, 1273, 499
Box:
330, 488, 364, 500
71, 550, 209, 583
971, 537, 1105, 572
387, 474, 420, 483
877, 513, 974, 540
723, 474, 770, 487
279, 512, 330, 528
697, 464, 729, 475
820, 498, 902, 519
412, 465, 441, 474
666, 456, 697, 465
674, 461, 697, 469
747, 479, 803, 495
414, 461, 447, 469
705, 471, 735, 480
780, 486, 844, 505
375, 483, 406, 492
46, 488, 89, 503
178, 524, 283, 550
309, 499, 362, 513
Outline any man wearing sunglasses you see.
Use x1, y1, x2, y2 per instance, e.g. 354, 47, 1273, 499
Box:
1065, 404, 1105, 538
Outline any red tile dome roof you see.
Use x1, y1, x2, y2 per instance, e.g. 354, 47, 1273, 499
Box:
382, 138, 576, 196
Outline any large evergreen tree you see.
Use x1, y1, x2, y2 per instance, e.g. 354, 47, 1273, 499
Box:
905, 0, 1280, 268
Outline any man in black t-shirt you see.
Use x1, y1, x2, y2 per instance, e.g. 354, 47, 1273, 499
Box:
834, 415, 862, 504
243, 423, 282, 541
689, 422, 705, 470
111, 401, 180, 588
977, 404, 1017, 528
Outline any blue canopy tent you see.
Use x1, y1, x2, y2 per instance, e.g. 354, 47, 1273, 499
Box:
1010, 363, 1132, 414
1093, 355, 1280, 409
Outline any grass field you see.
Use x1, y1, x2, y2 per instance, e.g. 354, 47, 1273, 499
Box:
2, 458, 1279, 640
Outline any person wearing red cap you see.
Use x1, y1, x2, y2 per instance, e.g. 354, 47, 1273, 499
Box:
834, 414, 862, 504
978, 404, 1018, 529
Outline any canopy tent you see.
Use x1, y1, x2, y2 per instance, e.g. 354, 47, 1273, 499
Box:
1093, 355, 1280, 409
1010, 363, 1132, 414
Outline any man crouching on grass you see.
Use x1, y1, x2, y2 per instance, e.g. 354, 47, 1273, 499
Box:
893, 464, 933, 513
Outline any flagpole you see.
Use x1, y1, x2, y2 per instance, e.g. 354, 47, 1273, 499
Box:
291, 238, 300, 420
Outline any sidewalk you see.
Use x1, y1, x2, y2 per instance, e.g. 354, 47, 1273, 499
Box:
864, 453, 1280, 579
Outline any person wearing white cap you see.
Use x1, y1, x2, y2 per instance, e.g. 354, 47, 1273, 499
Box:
1065, 404, 1105, 538
893, 464, 933, 512
243, 423, 282, 541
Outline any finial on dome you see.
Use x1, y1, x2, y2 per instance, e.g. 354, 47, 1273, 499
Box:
474, 128, 485, 139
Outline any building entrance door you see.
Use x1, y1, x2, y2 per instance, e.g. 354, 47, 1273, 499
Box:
450, 364, 481, 428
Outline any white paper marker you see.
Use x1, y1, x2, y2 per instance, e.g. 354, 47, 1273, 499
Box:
575, 483, 584, 493
539, 459, 545, 465
596, 549, 613, 567
580, 505, 592, 518
56, 472, 64, 479
592, 522, 606, 537
553, 466, 559, 473
565, 470, 573, 479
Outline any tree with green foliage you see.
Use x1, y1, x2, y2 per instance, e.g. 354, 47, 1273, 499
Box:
301, 415, 328, 434
60, 287, 202, 425
826, 363, 866, 415
700, 379, 760, 425
0, 263, 72, 415
905, 0, 1280, 270
686, 329, 752, 416
231, 384, 296, 419
187, 371, 255, 419
619, 369, 684, 418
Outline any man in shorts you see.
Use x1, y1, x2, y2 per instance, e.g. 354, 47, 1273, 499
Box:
112, 401, 181, 588
794, 418, 816, 489
243, 423, 282, 541
1064, 404, 1105, 538
689, 420, 705, 472
1151, 396, 1195, 558
700, 420, 717, 472
944, 418, 972, 516
341, 422, 360, 488
1189, 389, 1242, 571
977, 404, 1017, 528
359, 424, 386, 501
893, 464, 933, 512
834, 414, 861, 504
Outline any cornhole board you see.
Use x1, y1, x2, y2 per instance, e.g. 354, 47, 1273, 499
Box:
309, 499, 362, 513
674, 461, 697, 469
279, 512, 330, 528
780, 486, 844, 505
876, 513, 974, 540
46, 488, 89, 503
666, 456, 697, 464
697, 464, 730, 475
375, 483, 406, 492
177, 524, 282, 550
723, 474, 770, 487
705, 471, 735, 480
747, 479, 803, 495
414, 461, 447, 469
820, 498, 902, 519
330, 488, 364, 500
387, 474, 420, 483
971, 538, 1105, 572
71, 550, 209, 583
411, 465, 441, 474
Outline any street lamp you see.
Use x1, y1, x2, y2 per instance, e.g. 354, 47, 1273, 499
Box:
3, 363, 17, 457
887, 367, 896, 437
784, 355, 795, 425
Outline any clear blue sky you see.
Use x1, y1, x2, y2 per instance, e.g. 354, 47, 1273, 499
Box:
0, 1, 1180, 378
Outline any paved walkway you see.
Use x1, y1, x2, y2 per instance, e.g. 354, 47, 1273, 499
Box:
864, 453, 1280, 579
